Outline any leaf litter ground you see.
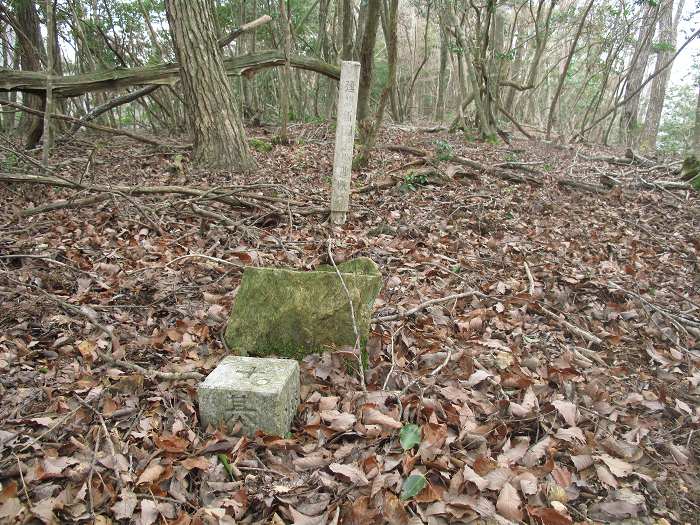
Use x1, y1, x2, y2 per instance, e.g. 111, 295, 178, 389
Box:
0, 125, 698, 524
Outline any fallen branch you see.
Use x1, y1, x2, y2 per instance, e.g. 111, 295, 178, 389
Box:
36, 287, 203, 381
0, 173, 258, 215
0, 99, 168, 147
383, 145, 428, 157
608, 281, 700, 330
539, 305, 604, 346
372, 291, 488, 323
328, 239, 366, 391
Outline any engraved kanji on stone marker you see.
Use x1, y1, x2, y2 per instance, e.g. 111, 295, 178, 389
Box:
198, 356, 300, 436
223, 392, 259, 428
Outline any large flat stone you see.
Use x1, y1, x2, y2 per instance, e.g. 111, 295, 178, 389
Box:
224, 257, 382, 359
198, 356, 299, 436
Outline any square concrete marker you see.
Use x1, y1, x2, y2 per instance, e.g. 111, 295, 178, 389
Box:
198, 356, 300, 436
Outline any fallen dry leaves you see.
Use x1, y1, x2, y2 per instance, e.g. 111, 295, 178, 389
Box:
0, 126, 698, 523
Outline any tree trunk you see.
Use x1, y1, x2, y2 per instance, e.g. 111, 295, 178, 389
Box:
278, 0, 292, 143
434, 26, 448, 122
15, 0, 45, 148
620, 3, 659, 147
641, 0, 683, 152
545, 0, 595, 140
341, 0, 354, 61
693, 81, 700, 156
164, 0, 253, 169
356, 0, 381, 124
356, 0, 398, 166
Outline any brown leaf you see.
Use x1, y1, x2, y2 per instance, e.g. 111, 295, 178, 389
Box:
521, 436, 552, 467
112, 491, 138, 520
496, 483, 523, 521
596, 454, 633, 477
418, 423, 448, 461
329, 462, 369, 486
528, 506, 573, 525
570, 454, 593, 471
551, 400, 578, 427
136, 463, 165, 485
138, 499, 159, 525
362, 408, 401, 430
383, 492, 409, 525
289, 506, 328, 525
463, 465, 488, 490
180, 456, 210, 471
320, 410, 357, 432
154, 435, 189, 453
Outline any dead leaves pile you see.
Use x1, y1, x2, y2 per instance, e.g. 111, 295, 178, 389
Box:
0, 128, 698, 523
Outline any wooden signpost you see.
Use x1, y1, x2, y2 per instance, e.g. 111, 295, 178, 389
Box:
330, 61, 361, 225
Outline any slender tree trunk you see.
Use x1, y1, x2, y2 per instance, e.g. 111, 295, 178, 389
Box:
435, 26, 448, 122
356, 0, 381, 125
356, 0, 398, 166
278, 0, 292, 142
341, 0, 353, 61
42, 0, 54, 167
164, 0, 253, 169
620, 3, 659, 147
641, 0, 683, 152
545, 0, 594, 140
693, 81, 700, 156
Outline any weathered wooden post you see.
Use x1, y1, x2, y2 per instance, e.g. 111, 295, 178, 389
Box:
330, 61, 361, 225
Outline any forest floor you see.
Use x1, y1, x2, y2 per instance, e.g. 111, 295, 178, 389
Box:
0, 125, 699, 525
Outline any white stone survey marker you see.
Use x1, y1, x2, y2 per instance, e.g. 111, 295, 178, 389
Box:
198, 356, 299, 436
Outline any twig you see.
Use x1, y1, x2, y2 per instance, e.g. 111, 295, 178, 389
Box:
18, 406, 81, 452
523, 261, 535, 296
87, 430, 102, 517
327, 238, 366, 392
128, 253, 246, 275
609, 281, 700, 329
0, 254, 95, 277
539, 305, 604, 346
372, 291, 487, 323
34, 286, 203, 381
382, 325, 403, 391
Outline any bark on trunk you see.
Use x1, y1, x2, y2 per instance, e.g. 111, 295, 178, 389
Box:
641, 0, 683, 152
434, 27, 448, 122
693, 81, 700, 156
356, 0, 381, 124
163, 0, 253, 169
620, 3, 659, 147
165, 0, 253, 169
15, 0, 45, 148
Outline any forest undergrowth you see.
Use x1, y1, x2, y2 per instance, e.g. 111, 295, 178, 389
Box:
0, 125, 698, 524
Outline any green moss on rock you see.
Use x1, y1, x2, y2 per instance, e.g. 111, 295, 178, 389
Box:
249, 138, 273, 153
224, 258, 382, 359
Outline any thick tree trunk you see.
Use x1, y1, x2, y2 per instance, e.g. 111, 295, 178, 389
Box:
164, 0, 253, 169
356, 0, 381, 124
15, 0, 45, 148
641, 0, 683, 152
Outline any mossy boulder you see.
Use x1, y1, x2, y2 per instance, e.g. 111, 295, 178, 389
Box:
224, 258, 382, 359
